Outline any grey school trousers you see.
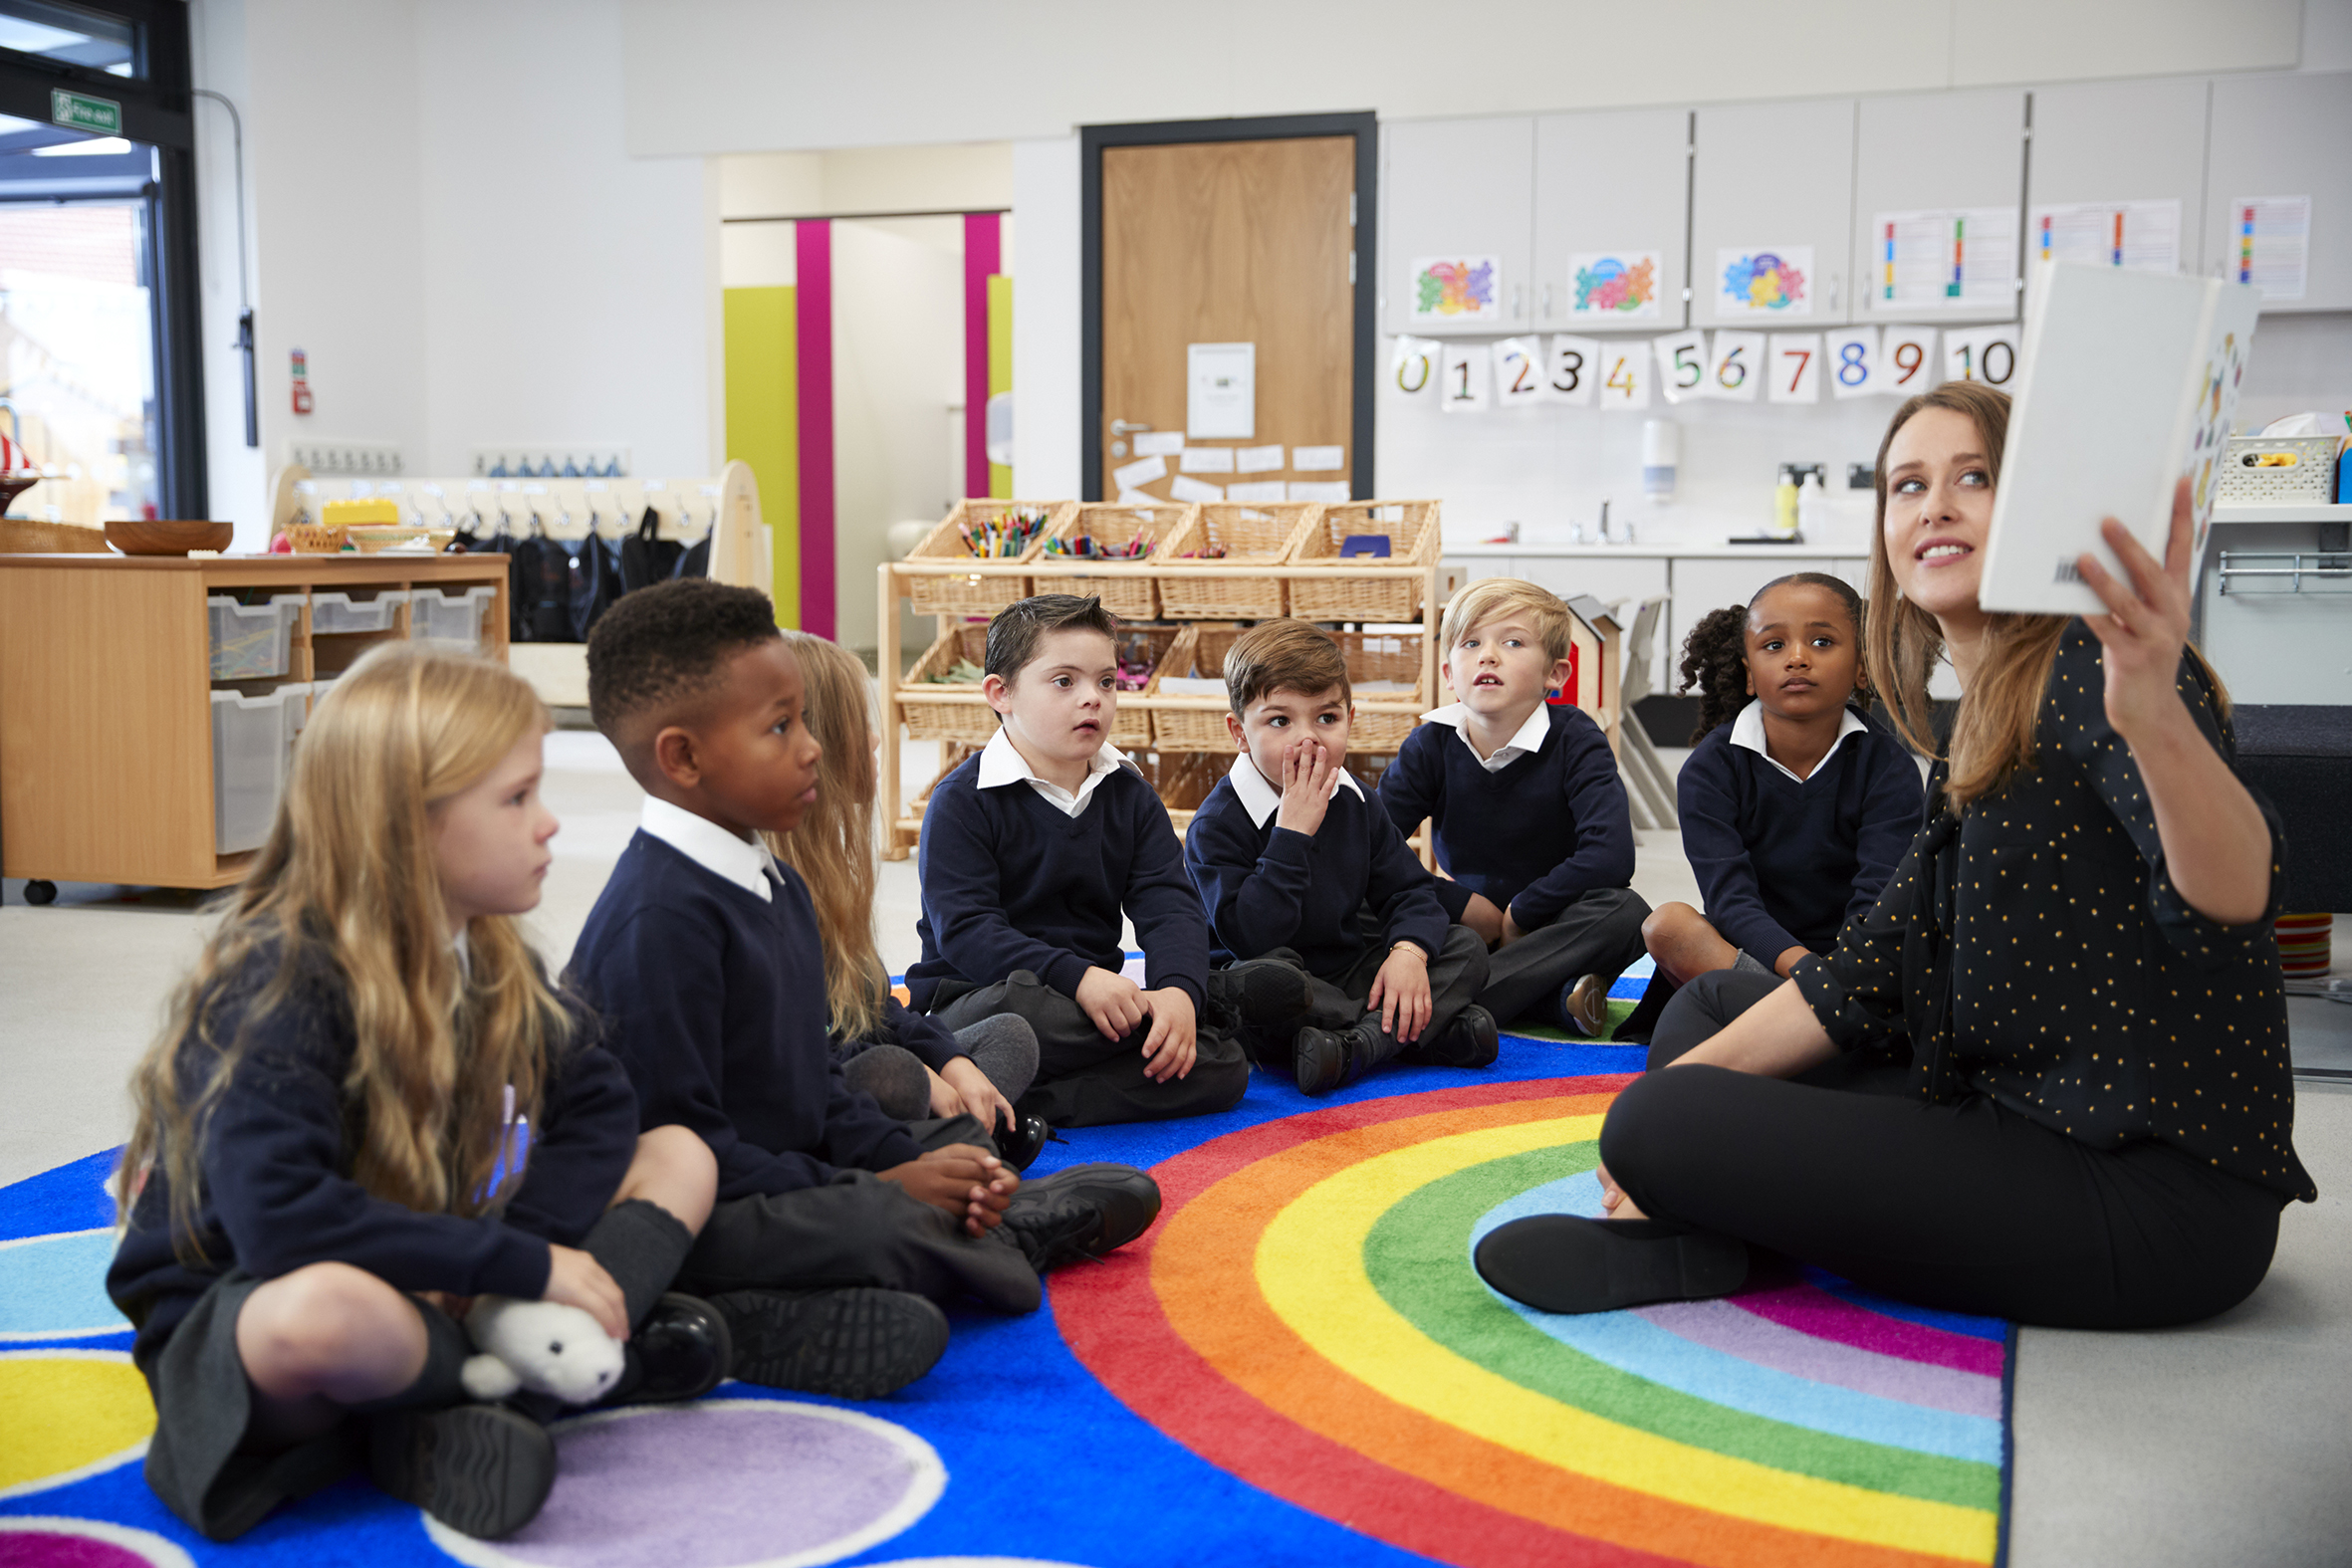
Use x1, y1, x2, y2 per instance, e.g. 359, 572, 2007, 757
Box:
932, 971, 1251, 1128
1260, 923, 1491, 1067
1474, 886, 1652, 1025
677, 1114, 1043, 1314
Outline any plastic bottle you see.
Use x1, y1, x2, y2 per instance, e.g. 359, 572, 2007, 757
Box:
1772, 465, 1799, 539
1796, 471, 1826, 540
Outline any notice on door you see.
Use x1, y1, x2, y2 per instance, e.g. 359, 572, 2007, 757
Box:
1187, 342, 1256, 439
1873, 208, 2017, 311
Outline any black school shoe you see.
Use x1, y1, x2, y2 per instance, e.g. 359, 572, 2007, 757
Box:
1000, 1162, 1162, 1271
1207, 960, 1314, 1061
1293, 1022, 1384, 1096
601, 1292, 731, 1407
1401, 1005, 1500, 1068
995, 1112, 1052, 1173
368, 1402, 557, 1539
712, 1287, 949, 1400
1558, 974, 1613, 1037
1474, 1214, 1748, 1314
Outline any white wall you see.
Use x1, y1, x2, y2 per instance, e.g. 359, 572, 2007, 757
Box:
1011, 136, 1079, 500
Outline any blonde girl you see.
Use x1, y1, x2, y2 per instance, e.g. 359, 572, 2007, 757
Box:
768, 632, 1043, 1164
110, 645, 724, 1544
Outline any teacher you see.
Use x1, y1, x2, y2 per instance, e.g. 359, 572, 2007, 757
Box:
1477, 381, 2314, 1329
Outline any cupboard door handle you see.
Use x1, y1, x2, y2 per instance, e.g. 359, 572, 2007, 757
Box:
1513, 284, 1524, 321
1541, 284, 1552, 319
1829, 272, 1840, 312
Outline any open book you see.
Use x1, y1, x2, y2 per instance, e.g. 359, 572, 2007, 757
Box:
1978, 263, 2259, 615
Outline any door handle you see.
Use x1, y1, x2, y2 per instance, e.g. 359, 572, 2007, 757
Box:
1109, 419, 1151, 435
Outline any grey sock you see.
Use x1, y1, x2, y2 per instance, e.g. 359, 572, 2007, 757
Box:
583, 1198, 694, 1328
349, 1295, 472, 1412
954, 1013, 1040, 1105
1732, 949, 1774, 978
842, 1044, 933, 1121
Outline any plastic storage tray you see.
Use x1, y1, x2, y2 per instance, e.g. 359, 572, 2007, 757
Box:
207, 593, 304, 680
409, 585, 499, 650
211, 685, 302, 852
309, 588, 408, 635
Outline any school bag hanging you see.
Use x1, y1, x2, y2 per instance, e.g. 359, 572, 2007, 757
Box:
509, 515, 573, 642
619, 505, 683, 592
480, 510, 529, 642
570, 516, 622, 638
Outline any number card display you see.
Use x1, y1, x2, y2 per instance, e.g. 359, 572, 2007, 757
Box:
1944, 326, 2018, 387
1440, 342, 1492, 413
1880, 328, 1937, 396
1827, 328, 1880, 399
1768, 334, 1822, 403
1596, 341, 1650, 409
1711, 330, 1764, 403
1391, 335, 1436, 397
1547, 335, 1598, 406
1652, 330, 1707, 404
1493, 336, 1544, 406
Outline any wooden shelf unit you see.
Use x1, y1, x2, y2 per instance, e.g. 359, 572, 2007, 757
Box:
0, 553, 509, 893
878, 551, 1444, 861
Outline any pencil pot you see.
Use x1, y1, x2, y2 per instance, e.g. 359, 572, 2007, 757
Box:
904, 500, 1066, 617
900, 623, 999, 745
1334, 627, 1429, 752
1152, 502, 1321, 619
1286, 500, 1440, 623
1044, 503, 1193, 621
1109, 622, 1186, 750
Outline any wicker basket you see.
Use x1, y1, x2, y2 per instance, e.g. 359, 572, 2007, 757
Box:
287, 522, 350, 554
1042, 502, 1191, 621
1152, 502, 1321, 619
1146, 624, 1240, 750
1109, 622, 1187, 750
903, 499, 1068, 617
1128, 748, 1222, 835
899, 624, 999, 745
1333, 628, 1429, 751
1287, 500, 1441, 622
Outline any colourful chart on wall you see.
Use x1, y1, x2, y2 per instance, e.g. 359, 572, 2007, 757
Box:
1566, 251, 1661, 320
1409, 256, 1503, 323
1874, 209, 2016, 311
2030, 200, 2180, 275
2230, 195, 2310, 301
1718, 246, 1812, 316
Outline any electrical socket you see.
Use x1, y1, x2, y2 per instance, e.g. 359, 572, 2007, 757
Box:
288, 440, 405, 476
468, 446, 632, 480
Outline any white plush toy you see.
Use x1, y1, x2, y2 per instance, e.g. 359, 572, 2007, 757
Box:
460, 1296, 626, 1405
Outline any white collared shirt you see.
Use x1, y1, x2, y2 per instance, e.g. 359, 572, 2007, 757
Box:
1227, 752, 1367, 830
1731, 699, 1868, 784
1420, 701, 1551, 775
977, 727, 1126, 819
639, 793, 783, 902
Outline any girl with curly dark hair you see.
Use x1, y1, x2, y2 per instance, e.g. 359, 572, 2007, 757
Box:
1641, 573, 1923, 989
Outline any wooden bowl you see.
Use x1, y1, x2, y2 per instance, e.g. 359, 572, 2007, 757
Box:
106, 519, 235, 557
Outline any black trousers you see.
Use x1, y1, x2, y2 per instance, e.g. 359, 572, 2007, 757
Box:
933, 971, 1250, 1127
1477, 886, 1651, 1024
1251, 924, 1490, 1072
679, 1114, 1042, 1314
1604, 972, 2286, 1329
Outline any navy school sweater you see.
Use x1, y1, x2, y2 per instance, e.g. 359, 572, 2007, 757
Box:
1184, 767, 1450, 978
1377, 703, 1636, 929
107, 939, 637, 1365
569, 832, 923, 1203
1677, 706, 1926, 966
907, 756, 1210, 1011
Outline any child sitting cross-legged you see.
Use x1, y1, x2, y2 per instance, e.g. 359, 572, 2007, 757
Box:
908, 592, 1255, 1125
108, 645, 728, 1545
1638, 572, 1924, 1053
1185, 618, 1497, 1096
572, 581, 1161, 1403
1377, 578, 1651, 1035
767, 632, 1049, 1172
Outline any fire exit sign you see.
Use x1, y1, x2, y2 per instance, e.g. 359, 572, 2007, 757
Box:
50, 90, 120, 137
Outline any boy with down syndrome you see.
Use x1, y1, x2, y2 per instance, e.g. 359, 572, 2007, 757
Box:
1185, 618, 1496, 1095
1379, 578, 1650, 1035
909, 592, 1259, 1125
572, 580, 1159, 1401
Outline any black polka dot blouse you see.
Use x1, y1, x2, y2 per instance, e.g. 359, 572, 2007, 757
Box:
1793, 620, 2315, 1203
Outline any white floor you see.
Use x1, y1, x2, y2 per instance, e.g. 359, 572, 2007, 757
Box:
3, 723, 2346, 1566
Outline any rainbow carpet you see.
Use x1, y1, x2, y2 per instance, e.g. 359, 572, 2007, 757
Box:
1, 1020, 2012, 1567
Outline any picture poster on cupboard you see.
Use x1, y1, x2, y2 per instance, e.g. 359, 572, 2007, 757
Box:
1717, 247, 1812, 316
2232, 195, 2310, 301
1567, 251, 1662, 319
1874, 208, 2018, 310
2031, 199, 2181, 274
1391, 324, 2019, 409
1409, 255, 1503, 323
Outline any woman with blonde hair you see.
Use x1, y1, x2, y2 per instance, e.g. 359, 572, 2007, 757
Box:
109, 644, 725, 1544
770, 632, 1045, 1168
1479, 381, 2312, 1327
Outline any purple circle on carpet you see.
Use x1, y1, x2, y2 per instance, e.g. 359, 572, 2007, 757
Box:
428, 1399, 945, 1568
0, 1520, 192, 1568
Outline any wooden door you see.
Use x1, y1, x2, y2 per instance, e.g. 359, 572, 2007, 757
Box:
1099, 136, 1355, 505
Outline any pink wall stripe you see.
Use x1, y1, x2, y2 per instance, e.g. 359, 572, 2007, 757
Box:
963, 212, 1000, 501
795, 219, 835, 638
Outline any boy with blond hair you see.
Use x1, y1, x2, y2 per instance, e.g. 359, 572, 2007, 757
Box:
1379, 577, 1649, 1034
1184, 619, 1494, 1096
